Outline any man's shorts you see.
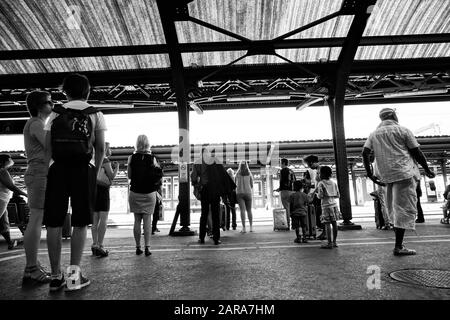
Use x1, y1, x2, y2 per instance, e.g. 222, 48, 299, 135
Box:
24, 166, 48, 209
43, 162, 96, 228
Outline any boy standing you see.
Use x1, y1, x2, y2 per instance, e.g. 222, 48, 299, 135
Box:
43, 73, 106, 291
289, 180, 310, 243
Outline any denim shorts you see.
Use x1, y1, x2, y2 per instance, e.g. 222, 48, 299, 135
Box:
24, 166, 48, 210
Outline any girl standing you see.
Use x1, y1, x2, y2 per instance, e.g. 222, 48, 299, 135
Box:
235, 161, 254, 233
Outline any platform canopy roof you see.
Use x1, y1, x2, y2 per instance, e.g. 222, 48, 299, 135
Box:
0, 0, 449, 120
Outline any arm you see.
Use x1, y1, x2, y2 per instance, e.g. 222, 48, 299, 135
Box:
0, 170, 27, 197
362, 147, 385, 186
104, 160, 118, 181
127, 155, 132, 180
409, 147, 435, 178
30, 120, 47, 147
94, 130, 105, 176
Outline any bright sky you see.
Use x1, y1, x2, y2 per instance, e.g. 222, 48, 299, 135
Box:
1, 101, 449, 151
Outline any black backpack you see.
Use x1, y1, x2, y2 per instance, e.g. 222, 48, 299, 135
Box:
51, 105, 98, 163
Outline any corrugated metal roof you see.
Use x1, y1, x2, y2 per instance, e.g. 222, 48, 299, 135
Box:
0, 0, 448, 73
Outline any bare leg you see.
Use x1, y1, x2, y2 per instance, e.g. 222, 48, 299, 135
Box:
24, 208, 45, 268
142, 214, 151, 248
91, 211, 99, 247
325, 223, 332, 244
70, 226, 87, 266
331, 221, 338, 243
246, 196, 253, 232
46, 227, 62, 276
237, 197, 246, 232
133, 213, 142, 248
96, 211, 109, 246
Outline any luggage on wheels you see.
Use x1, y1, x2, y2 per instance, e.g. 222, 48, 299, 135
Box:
305, 204, 317, 239
273, 208, 289, 231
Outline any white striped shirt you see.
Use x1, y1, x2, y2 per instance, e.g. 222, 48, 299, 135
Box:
364, 120, 419, 184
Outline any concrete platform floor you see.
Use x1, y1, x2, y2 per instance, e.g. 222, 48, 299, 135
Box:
1, 218, 449, 300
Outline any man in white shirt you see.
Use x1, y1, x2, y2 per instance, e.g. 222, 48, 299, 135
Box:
362, 108, 435, 256
43, 74, 106, 291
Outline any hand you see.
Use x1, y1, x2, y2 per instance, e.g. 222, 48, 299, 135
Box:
370, 175, 386, 187
112, 161, 119, 169
425, 170, 435, 179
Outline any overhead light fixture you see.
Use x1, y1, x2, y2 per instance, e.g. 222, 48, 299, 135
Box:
189, 101, 204, 115
90, 104, 134, 109
227, 95, 291, 102
296, 97, 323, 111
383, 88, 448, 98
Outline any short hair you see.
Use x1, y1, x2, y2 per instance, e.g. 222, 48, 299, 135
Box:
0, 154, 12, 168
320, 165, 333, 179
281, 158, 289, 166
304, 155, 319, 164
293, 180, 304, 191
26, 91, 50, 117
135, 135, 150, 152
62, 73, 90, 100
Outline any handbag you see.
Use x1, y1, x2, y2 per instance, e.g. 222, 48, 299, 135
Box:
97, 167, 111, 187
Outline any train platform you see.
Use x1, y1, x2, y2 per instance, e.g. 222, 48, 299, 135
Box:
1, 202, 449, 303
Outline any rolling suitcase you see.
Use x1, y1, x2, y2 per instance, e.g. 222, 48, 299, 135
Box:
273, 208, 289, 231
305, 204, 317, 239
62, 212, 72, 239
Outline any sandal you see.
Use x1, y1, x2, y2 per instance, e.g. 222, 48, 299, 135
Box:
23, 265, 51, 284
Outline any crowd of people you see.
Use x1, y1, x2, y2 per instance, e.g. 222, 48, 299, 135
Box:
0, 73, 446, 293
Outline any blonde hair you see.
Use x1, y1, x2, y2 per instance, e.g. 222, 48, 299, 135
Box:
135, 135, 150, 152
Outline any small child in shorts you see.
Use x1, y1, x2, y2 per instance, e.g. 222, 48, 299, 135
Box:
289, 180, 310, 243
317, 166, 341, 249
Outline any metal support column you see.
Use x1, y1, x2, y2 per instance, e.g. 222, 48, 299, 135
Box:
328, 0, 376, 230
157, 0, 194, 236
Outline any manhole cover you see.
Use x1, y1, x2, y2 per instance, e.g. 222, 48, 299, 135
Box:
389, 269, 450, 289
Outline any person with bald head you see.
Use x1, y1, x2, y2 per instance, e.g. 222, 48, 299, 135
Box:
362, 108, 435, 256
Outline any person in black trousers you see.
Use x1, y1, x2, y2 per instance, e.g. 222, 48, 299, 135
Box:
191, 149, 235, 245
152, 184, 163, 234
415, 182, 424, 223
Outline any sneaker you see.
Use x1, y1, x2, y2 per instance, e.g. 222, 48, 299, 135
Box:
320, 243, 333, 249
294, 238, 301, 243
198, 239, 205, 244
65, 273, 90, 292
415, 219, 425, 223
393, 246, 416, 256
96, 246, 109, 258
49, 274, 65, 292
145, 247, 152, 256
7, 240, 18, 250
23, 266, 51, 284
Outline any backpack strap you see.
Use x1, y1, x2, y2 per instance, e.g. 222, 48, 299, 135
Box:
52, 105, 67, 114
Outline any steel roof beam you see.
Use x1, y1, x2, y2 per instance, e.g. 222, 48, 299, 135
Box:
0, 34, 448, 60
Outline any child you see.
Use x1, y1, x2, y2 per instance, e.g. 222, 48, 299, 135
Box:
289, 180, 310, 243
316, 166, 341, 249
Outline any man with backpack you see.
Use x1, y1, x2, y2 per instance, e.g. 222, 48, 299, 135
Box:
43, 73, 106, 291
